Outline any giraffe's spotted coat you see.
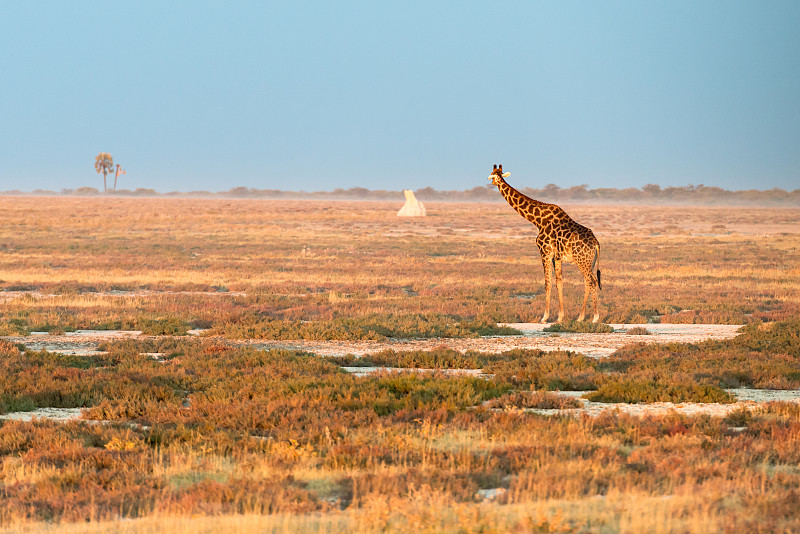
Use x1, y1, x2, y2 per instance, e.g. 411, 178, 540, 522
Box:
490, 165, 602, 323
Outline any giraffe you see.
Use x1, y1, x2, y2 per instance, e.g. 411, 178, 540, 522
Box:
488, 164, 602, 323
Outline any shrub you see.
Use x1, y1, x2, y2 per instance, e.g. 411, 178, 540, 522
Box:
212, 313, 521, 341
584, 381, 734, 404
485, 391, 582, 410
484, 350, 600, 391
723, 406, 755, 427
543, 321, 614, 334
605, 319, 800, 389
137, 315, 191, 336
626, 327, 651, 335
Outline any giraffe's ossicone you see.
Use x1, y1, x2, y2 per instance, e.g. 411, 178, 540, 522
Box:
488, 164, 602, 323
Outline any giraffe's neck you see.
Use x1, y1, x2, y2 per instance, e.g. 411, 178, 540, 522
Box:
496, 179, 548, 230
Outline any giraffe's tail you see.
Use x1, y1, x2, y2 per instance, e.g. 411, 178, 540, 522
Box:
594, 244, 602, 291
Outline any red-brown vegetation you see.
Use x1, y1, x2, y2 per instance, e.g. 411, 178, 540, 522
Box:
1, 197, 798, 531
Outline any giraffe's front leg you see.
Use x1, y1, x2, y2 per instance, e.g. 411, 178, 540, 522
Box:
540, 255, 553, 323
554, 258, 565, 323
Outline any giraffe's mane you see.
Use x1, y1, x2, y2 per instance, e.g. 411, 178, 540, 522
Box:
500, 179, 551, 208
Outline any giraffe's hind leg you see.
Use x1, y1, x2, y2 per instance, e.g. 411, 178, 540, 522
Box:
590, 250, 601, 323
578, 280, 588, 322
578, 266, 598, 322
540, 255, 554, 323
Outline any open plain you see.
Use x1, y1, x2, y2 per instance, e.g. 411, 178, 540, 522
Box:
1, 196, 800, 533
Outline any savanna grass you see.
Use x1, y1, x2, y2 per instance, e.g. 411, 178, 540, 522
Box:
1, 322, 800, 529
2, 198, 800, 530
1, 199, 799, 333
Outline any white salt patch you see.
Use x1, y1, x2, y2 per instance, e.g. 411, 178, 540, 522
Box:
0, 407, 83, 422
524, 389, 800, 418
50, 349, 108, 356
2, 330, 141, 357
494, 322, 742, 358
5, 322, 746, 363
3, 338, 108, 356
502, 322, 742, 338
726, 388, 800, 403
342, 366, 395, 376
249, 323, 740, 359
64, 330, 143, 337
342, 366, 485, 378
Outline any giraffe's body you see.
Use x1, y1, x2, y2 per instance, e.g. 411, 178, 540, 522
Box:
489, 165, 602, 323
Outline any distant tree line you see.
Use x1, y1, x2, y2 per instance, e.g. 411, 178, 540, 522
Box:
3, 183, 799, 205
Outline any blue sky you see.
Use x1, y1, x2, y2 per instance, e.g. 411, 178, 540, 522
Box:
1, 1, 799, 192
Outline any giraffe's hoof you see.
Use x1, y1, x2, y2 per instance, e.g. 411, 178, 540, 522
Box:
592, 315, 600, 323
557, 316, 564, 323
540, 315, 549, 324
577, 315, 585, 322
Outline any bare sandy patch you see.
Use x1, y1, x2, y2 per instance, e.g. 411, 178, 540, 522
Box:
0, 290, 247, 304
247, 322, 741, 358
3, 330, 142, 356
524, 388, 800, 418
3, 322, 742, 359
0, 329, 198, 358
0, 407, 83, 422
341, 367, 487, 378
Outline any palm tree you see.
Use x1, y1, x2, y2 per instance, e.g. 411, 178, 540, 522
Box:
95, 153, 114, 192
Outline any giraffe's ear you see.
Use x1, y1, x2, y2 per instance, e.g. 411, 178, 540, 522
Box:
502, 172, 511, 178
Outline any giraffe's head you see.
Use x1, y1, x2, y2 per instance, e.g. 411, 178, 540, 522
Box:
488, 164, 511, 186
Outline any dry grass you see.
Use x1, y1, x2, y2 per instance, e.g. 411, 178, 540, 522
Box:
0, 492, 734, 534
1, 325, 800, 531
0, 198, 798, 333
1, 197, 799, 532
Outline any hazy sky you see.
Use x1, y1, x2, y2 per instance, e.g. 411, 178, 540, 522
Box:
1, 1, 799, 192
